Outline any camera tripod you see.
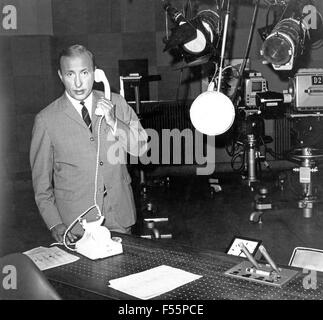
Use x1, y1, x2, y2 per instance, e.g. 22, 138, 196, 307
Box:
228, 113, 273, 190
249, 147, 323, 224
289, 147, 323, 218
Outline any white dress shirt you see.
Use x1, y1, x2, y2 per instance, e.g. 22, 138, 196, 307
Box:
65, 91, 117, 134
65, 91, 93, 120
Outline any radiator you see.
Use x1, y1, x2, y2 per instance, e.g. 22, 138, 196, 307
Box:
129, 100, 194, 132
274, 118, 291, 158
129, 100, 195, 165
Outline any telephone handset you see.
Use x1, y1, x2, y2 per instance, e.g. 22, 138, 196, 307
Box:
94, 69, 111, 116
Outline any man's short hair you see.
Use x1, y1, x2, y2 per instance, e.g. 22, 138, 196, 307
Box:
58, 44, 96, 71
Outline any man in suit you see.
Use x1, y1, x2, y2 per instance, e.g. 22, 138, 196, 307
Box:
30, 44, 148, 244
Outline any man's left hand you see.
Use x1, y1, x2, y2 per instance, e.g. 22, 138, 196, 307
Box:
96, 97, 116, 128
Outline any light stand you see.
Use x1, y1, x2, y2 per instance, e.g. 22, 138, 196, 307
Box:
120, 75, 146, 188
120, 74, 172, 239
217, 0, 230, 93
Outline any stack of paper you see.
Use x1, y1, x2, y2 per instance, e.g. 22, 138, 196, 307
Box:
23, 246, 79, 271
108, 265, 202, 299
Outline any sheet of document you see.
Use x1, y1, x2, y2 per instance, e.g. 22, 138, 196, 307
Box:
23, 246, 79, 271
108, 265, 202, 300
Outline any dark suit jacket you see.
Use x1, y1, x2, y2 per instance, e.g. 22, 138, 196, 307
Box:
30, 90, 147, 234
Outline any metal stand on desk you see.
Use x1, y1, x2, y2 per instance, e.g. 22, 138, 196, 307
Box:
225, 243, 299, 288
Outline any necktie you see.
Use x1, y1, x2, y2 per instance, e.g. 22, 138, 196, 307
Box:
80, 101, 92, 132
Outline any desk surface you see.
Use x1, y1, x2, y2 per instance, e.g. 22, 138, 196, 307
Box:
45, 235, 323, 300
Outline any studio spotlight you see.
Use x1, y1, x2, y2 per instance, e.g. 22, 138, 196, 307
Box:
163, 1, 222, 67
260, 1, 323, 71
260, 18, 308, 70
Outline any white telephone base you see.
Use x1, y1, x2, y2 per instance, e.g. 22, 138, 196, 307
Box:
75, 217, 123, 260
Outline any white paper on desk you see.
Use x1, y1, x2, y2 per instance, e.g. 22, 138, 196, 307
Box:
23, 246, 79, 271
108, 265, 202, 300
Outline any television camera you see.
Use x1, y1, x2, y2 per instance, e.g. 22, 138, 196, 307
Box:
237, 70, 286, 119
251, 68, 323, 117
285, 68, 323, 113
248, 69, 323, 218
230, 68, 323, 187
228, 70, 274, 186
244, 71, 268, 108
259, 0, 323, 71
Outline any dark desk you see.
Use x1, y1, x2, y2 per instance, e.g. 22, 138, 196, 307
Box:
45, 235, 323, 300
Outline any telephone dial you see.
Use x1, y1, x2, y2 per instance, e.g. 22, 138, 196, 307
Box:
62, 68, 123, 260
